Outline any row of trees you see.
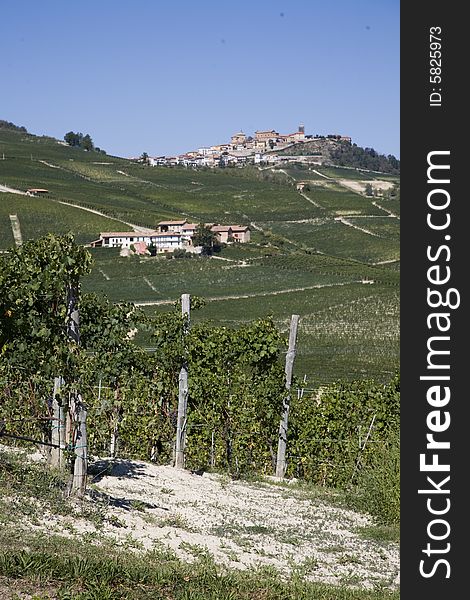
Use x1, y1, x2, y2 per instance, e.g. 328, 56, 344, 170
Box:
329, 143, 400, 174
0, 120, 27, 132
277, 139, 400, 174
64, 131, 106, 154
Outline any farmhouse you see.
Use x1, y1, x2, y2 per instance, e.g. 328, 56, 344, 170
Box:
90, 222, 251, 254
90, 231, 182, 253
231, 226, 251, 242
181, 223, 197, 235
210, 225, 251, 243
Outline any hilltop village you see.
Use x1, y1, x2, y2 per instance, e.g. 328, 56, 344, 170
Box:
133, 125, 352, 168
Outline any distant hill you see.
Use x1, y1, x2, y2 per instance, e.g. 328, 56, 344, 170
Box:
0, 124, 399, 383
0, 120, 27, 133
273, 138, 400, 175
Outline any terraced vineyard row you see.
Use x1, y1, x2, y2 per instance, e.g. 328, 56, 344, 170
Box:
261, 220, 400, 264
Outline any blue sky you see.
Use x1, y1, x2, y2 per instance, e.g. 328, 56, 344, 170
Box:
1, 0, 399, 158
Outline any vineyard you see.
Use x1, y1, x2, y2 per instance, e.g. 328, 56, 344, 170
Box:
0, 191, 125, 246
0, 235, 400, 600
0, 129, 401, 594
83, 249, 399, 382
1, 234, 399, 499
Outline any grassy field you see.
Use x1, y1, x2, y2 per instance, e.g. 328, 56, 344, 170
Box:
301, 186, 385, 216
344, 217, 400, 241
1, 127, 400, 384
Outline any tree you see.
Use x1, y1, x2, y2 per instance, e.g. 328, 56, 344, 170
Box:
364, 183, 374, 196
81, 134, 94, 151
140, 152, 150, 165
80, 292, 151, 398
192, 224, 218, 256
64, 131, 97, 152
0, 233, 93, 377
64, 131, 81, 147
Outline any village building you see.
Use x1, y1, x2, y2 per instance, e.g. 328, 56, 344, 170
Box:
181, 223, 198, 244
210, 225, 251, 244
210, 144, 231, 152
198, 147, 217, 156
255, 129, 280, 142
230, 131, 247, 145
157, 220, 187, 233
148, 156, 167, 166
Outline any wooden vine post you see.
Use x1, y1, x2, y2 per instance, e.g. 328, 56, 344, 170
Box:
66, 281, 88, 497
50, 376, 65, 468
110, 387, 121, 458
175, 293, 190, 469
275, 314, 299, 479
71, 399, 88, 496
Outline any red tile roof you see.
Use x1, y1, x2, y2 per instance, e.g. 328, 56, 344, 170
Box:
211, 225, 232, 232
99, 231, 181, 238
100, 232, 145, 237
158, 220, 187, 226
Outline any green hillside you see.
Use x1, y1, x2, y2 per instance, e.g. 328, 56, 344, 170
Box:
0, 192, 130, 246
0, 127, 399, 383
272, 138, 400, 174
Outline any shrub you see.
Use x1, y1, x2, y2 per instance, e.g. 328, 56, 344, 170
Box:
288, 374, 400, 487
349, 427, 400, 525
172, 248, 191, 259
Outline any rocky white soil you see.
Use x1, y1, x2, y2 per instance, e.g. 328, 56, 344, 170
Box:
337, 179, 395, 195
35, 456, 399, 590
